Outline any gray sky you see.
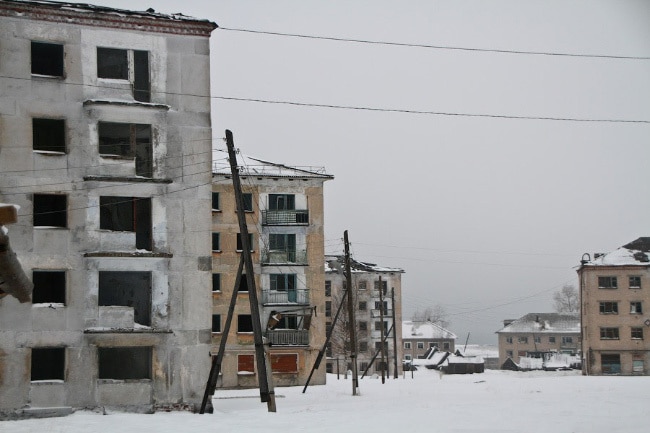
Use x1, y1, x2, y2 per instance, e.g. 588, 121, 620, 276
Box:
101, 0, 650, 344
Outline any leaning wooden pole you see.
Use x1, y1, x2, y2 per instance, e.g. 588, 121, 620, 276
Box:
343, 231, 359, 395
378, 276, 386, 383
391, 288, 399, 378
199, 257, 245, 414
226, 130, 276, 412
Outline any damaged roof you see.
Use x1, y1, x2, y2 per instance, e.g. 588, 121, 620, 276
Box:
402, 320, 457, 340
0, 0, 218, 35
581, 237, 650, 267
325, 255, 404, 274
213, 154, 333, 180
496, 313, 580, 334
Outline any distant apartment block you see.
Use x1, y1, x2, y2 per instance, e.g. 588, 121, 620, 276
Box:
211, 155, 333, 387
0, 1, 216, 417
496, 313, 580, 366
402, 320, 457, 361
578, 237, 650, 375
325, 255, 404, 376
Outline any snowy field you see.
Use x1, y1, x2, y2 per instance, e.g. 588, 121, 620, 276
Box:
4, 369, 649, 433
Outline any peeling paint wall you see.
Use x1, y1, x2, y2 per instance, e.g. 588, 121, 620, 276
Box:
0, 2, 215, 418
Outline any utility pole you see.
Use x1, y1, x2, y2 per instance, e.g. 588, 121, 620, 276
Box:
391, 288, 399, 378
343, 230, 359, 395
378, 276, 386, 384
225, 130, 276, 412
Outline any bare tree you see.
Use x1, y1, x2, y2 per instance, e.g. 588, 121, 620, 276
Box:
553, 284, 579, 313
411, 305, 449, 328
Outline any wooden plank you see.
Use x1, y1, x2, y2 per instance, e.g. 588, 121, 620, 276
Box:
0, 204, 18, 225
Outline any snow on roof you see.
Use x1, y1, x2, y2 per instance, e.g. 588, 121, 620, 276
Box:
581, 237, 650, 267
213, 154, 333, 180
496, 313, 580, 334
324, 255, 404, 274
402, 320, 457, 340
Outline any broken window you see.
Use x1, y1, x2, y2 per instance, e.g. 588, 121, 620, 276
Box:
212, 273, 221, 292
98, 271, 151, 326
270, 354, 297, 373
325, 280, 331, 297
212, 314, 221, 333
374, 301, 389, 314
212, 233, 220, 252
238, 275, 249, 292
31, 347, 65, 381
212, 192, 220, 211
631, 327, 643, 340
269, 194, 295, 210
629, 276, 641, 289
601, 354, 621, 374
630, 301, 643, 314
599, 301, 619, 314
33, 193, 67, 228
374, 280, 388, 295
98, 347, 151, 380
359, 342, 368, 352
238, 354, 254, 373
237, 314, 253, 332
598, 276, 618, 289
100, 196, 152, 250
32, 270, 66, 304
268, 234, 296, 260
98, 122, 152, 177
97, 47, 150, 102
600, 327, 619, 340
359, 321, 367, 331
358, 301, 366, 311
236, 233, 254, 252
276, 314, 298, 330
31, 41, 64, 77
32, 118, 66, 153
325, 301, 331, 317
374, 321, 388, 332
242, 193, 253, 212
375, 341, 388, 352
270, 274, 296, 292
358, 281, 367, 291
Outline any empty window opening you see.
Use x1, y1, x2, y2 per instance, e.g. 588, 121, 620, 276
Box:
212, 273, 221, 292
238, 354, 254, 373
98, 271, 151, 326
238, 314, 253, 332
359, 321, 367, 331
31, 41, 64, 77
31, 347, 65, 381
242, 193, 253, 211
325, 280, 331, 297
212, 233, 220, 252
276, 314, 299, 330
238, 275, 249, 292
100, 196, 152, 250
236, 233, 254, 252
270, 354, 297, 373
601, 354, 621, 375
212, 314, 221, 333
358, 301, 367, 311
97, 48, 150, 102
32, 270, 66, 304
269, 194, 295, 210
630, 301, 643, 314
98, 347, 151, 380
374, 280, 388, 295
325, 300, 331, 317
212, 192, 220, 211
375, 341, 388, 352
374, 300, 389, 314
98, 122, 152, 177
33, 118, 65, 153
33, 194, 67, 228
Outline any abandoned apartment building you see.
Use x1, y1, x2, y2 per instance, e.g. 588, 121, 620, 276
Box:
0, 0, 217, 418
211, 155, 333, 388
324, 255, 404, 377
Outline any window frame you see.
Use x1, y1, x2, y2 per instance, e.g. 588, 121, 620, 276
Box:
242, 193, 253, 212
600, 327, 620, 340
599, 301, 619, 315
598, 276, 618, 289
630, 301, 643, 314
631, 327, 643, 340
236, 233, 254, 252
404, 342, 412, 349
629, 276, 641, 289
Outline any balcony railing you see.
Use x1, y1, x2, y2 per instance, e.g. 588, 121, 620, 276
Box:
266, 329, 309, 346
262, 289, 310, 305
262, 249, 308, 265
370, 309, 393, 318
262, 210, 309, 226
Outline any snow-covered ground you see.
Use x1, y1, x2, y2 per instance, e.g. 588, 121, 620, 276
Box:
4, 370, 649, 433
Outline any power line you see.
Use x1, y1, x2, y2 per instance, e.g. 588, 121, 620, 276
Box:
213, 95, 650, 124
218, 26, 650, 61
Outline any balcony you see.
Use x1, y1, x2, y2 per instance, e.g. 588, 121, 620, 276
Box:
262, 249, 308, 265
266, 329, 309, 346
262, 210, 309, 226
262, 289, 310, 305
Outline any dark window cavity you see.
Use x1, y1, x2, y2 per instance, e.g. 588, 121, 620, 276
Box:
601, 354, 621, 374
212, 314, 221, 333
269, 194, 295, 210
98, 271, 151, 326
629, 276, 641, 289
133, 50, 150, 102
600, 327, 619, 340
31, 347, 65, 381
31, 41, 64, 77
212, 233, 220, 251
97, 48, 150, 102
97, 47, 128, 79
236, 233, 254, 251
98, 347, 151, 380
32, 270, 66, 304
325, 300, 331, 317
242, 193, 253, 212
98, 122, 152, 177
212, 273, 221, 292
374, 280, 388, 295
631, 327, 643, 339
100, 196, 152, 250
270, 274, 296, 292
212, 192, 220, 211
32, 118, 66, 153
358, 301, 367, 311
237, 314, 253, 332
599, 301, 618, 314
325, 280, 331, 297
238, 275, 249, 292
33, 194, 67, 228
598, 276, 618, 289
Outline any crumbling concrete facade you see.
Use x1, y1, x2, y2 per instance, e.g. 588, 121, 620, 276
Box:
211, 155, 333, 388
0, 0, 217, 418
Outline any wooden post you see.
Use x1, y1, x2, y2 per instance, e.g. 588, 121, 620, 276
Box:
378, 276, 386, 383
343, 231, 359, 395
391, 288, 399, 378
225, 130, 276, 412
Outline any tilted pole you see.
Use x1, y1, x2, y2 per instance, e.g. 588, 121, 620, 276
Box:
343, 231, 359, 395
391, 288, 399, 378
226, 130, 276, 412
378, 276, 386, 383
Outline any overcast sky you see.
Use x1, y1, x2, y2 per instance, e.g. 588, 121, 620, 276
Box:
100, 0, 650, 344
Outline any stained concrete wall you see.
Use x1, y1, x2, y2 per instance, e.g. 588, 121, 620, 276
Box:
0, 3, 215, 418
